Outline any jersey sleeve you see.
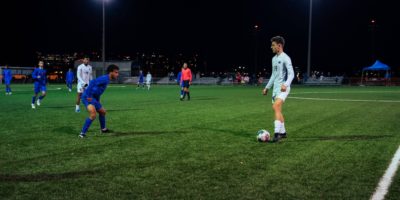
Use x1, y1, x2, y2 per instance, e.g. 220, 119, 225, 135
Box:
32, 69, 38, 80
283, 56, 294, 87
90, 67, 93, 81
265, 65, 276, 89
77, 66, 83, 83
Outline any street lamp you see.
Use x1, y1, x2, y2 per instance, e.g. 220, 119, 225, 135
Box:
369, 19, 377, 61
102, 0, 106, 75
100, 0, 110, 75
253, 24, 259, 75
307, 0, 313, 78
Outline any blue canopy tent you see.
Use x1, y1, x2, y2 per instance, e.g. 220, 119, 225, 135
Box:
361, 60, 391, 85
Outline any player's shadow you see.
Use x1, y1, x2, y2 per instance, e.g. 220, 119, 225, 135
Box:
194, 97, 219, 101
0, 170, 98, 182
193, 126, 250, 139
111, 130, 187, 137
292, 134, 393, 142
42, 105, 76, 109
106, 108, 143, 112
52, 126, 78, 135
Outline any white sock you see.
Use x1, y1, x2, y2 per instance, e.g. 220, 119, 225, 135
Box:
274, 120, 281, 133
76, 105, 80, 110
280, 122, 286, 133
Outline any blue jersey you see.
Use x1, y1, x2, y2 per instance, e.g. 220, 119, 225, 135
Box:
177, 72, 182, 84
2, 69, 12, 82
83, 75, 110, 100
66, 71, 74, 82
32, 68, 47, 85
139, 73, 144, 83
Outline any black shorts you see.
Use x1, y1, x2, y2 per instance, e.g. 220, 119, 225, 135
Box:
182, 80, 190, 88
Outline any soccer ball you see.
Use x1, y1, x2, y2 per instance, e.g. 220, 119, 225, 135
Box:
257, 129, 270, 142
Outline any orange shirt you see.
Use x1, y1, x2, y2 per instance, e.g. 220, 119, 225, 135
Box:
181, 68, 192, 82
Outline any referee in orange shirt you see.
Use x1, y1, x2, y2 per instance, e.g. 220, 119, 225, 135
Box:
180, 62, 192, 101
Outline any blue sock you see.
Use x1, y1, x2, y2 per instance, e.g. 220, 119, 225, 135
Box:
99, 115, 106, 130
39, 95, 45, 100
32, 96, 37, 104
81, 118, 94, 134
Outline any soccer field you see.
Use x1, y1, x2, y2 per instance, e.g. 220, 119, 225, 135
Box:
1, 84, 400, 199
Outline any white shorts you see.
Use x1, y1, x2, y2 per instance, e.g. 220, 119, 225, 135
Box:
77, 82, 88, 93
272, 87, 291, 103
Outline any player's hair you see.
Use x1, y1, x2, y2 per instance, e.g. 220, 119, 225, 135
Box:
271, 36, 285, 47
83, 55, 90, 59
107, 64, 119, 73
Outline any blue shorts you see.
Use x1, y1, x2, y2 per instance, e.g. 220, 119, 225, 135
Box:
182, 80, 190, 88
82, 96, 103, 111
34, 83, 46, 94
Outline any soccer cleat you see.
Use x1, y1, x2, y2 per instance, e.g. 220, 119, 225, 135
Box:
69, 89, 72, 92
9, 92, 12, 95
280, 133, 287, 138
75, 109, 80, 113
36, 99, 41, 106
272, 133, 282, 142
79, 133, 86, 138
101, 128, 111, 133
31, 104, 36, 109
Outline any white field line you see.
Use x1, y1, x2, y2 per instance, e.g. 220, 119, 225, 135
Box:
289, 96, 400, 103
108, 86, 127, 88
291, 91, 400, 95
1, 88, 62, 92
371, 146, 400, 200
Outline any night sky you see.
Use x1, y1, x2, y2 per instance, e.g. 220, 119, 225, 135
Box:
0, 0, 398, 74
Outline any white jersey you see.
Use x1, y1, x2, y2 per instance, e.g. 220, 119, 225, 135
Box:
77, 64, 93, 85
146, 74, 152, 83
265, 52, 294, 96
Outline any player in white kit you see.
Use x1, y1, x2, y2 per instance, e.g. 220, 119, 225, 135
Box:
263, 36, 294, 142
75, 56, 93, 112
145, 72, 152, 90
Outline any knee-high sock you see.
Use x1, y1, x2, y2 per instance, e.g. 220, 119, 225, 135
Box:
81, 118, 94, 134
39, 95, 45, 100
32, 96, 37, 104
274, 120, 282, 133
280, 122, 286, 133
99, 115, 106, 130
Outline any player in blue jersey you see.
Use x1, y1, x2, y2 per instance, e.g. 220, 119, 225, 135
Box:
136, 70, 144, 89
176, 67, 184, 98
79, 64, 119, 138
66, 68, 74, 92
2, 65, 12, 95
31, 61, 47, 109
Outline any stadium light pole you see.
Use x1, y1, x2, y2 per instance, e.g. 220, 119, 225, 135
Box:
307, 0, 313, 78
102, 0, 106, 75
254, 25, 259, 76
